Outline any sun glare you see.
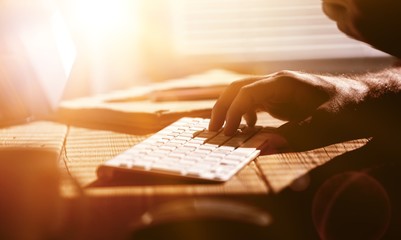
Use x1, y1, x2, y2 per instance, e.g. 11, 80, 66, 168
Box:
74, 0, 129, 38
67, 0, 142, 93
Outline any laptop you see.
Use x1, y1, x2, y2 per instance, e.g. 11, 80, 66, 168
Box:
0, 1, 76, 126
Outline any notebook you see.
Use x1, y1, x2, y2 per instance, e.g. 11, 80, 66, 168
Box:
0, 2, 76, 126
57, 69, 249, 133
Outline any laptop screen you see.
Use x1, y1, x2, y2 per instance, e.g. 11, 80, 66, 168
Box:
0, 1, 76, 125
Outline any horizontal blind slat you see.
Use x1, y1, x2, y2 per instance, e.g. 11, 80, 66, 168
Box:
169, 0, 387, 60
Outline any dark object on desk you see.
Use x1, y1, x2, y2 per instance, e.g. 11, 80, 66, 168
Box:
129, 198, 272, 240
0, 147, 61, 240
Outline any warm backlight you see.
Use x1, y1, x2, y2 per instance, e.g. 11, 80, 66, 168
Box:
73, 0, 130, 38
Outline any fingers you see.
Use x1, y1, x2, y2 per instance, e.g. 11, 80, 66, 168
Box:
209, 77, 264, 132
244, 110, 257, 127
217, 73, 303, 134
224, 85, 257, 135
209, 70, 330, 136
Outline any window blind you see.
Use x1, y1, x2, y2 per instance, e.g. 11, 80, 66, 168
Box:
169, 0, 387, 62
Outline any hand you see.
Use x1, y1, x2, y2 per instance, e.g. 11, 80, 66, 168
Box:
209, 70, 373, 151
209, 70, 336, 135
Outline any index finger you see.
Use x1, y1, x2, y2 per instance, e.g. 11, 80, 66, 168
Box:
208, 77, 264, 131
223, 86, 255, 135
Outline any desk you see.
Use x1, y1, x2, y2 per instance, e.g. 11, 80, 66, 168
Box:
0, 114, 368, 239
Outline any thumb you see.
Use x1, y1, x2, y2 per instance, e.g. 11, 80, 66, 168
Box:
255, 129, 292, 155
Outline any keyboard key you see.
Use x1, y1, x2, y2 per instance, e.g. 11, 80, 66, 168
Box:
224, 126, 262, 148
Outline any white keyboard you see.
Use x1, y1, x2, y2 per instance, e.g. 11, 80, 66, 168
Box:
97, 117, 274, 182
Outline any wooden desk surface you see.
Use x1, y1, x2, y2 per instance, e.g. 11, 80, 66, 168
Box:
0, 116, 368, 239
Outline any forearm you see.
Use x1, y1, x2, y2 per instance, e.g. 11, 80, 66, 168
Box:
278, 66, 401, 150
349, 66, 401, 136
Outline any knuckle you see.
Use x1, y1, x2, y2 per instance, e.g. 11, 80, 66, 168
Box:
228, 79, 246, 89
237, 85, 252, 99
228, 76, 260, 89
273, 70, 297, 78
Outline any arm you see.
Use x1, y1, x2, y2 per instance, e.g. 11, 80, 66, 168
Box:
209, 66, 401, 151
